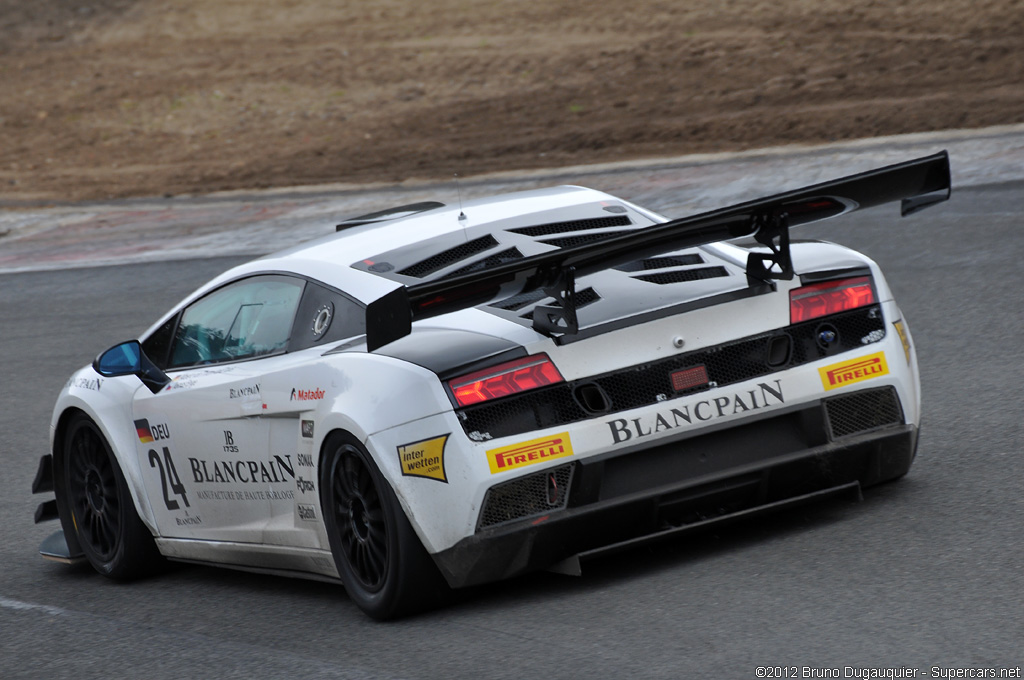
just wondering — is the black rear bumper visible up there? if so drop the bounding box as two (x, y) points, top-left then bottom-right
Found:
(432, 403), (917, 589)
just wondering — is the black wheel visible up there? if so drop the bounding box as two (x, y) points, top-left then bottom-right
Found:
(320, 432), (448, 620)
(62, 413), (162, 579)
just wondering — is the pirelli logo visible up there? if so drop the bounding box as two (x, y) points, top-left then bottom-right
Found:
(486, 433), (573, 474)
(819, 352), (889, 391)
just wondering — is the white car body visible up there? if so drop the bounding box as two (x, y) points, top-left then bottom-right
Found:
(34, 153), (948, 618)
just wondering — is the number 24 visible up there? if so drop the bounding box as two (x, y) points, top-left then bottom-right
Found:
(149, 447), (190, 510)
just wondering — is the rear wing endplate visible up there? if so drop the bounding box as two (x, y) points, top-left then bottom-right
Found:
(366, 151), (950, 351)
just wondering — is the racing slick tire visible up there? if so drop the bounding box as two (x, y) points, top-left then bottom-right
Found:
(60, 412), (162, 579)
(320, 431), (448, 620)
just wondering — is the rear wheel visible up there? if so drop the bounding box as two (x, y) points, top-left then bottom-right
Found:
(320, 432), (447, 619)
(62, 413), (162, 579)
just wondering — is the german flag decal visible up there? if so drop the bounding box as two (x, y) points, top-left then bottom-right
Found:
(135, 419), (154, 443)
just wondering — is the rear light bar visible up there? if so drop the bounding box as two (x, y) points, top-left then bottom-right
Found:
(448, 354), (564, 408)
(790, 276), (876, 323)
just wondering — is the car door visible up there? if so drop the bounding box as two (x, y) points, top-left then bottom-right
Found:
(131, 274), (306, 544)
(256, 279), (367, 551)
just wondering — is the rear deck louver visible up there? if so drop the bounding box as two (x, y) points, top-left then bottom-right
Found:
(508, 215), (631, 237)
(489, 290), (547, 311)
(541, 231), (644, 249)
(515, 287), (601, 318)
(615, 254), (704, 271)
(398, 235), (499, 278)
(634, 266), (729, 285)
(444, 248), (524, 279)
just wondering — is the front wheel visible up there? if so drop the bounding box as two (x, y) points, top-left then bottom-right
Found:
(61, 413), (162, 579)
(320, 432), (447, 619)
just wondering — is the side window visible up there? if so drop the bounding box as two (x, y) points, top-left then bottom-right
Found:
(168, 275), (305, 369)
(289, 281), (366, 352)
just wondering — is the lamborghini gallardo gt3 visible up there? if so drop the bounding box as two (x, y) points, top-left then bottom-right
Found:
(32, 152), (950, 619)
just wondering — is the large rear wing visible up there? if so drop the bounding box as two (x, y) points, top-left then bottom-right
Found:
(366, 151), (950, 351)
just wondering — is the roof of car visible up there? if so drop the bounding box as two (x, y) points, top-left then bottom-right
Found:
(210, 185), (659, 303)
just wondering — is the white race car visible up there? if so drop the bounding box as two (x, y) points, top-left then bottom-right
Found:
(33, 153), (950, 619)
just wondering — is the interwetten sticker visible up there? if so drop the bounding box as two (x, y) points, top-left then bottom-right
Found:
(397, 434), (449, 483)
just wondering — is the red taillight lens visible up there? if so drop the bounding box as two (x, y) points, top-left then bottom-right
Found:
(448, 354), (563, 408)
(790, 276), (876, 323)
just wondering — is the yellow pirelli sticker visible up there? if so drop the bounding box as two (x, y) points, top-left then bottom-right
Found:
(819, 352), (889, 391)
(486, 432), (573, 474)
(397, 434), (449, 483)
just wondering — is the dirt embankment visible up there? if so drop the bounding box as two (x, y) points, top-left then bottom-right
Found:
(2, 0), (1022, 202)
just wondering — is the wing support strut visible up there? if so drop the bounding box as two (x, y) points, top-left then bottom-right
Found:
(532, 266), (580, 336)
(533, 211), (796, 336)
(745, 211), (794, 284)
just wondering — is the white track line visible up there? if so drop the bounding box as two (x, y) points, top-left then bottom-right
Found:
(0, 595), (66, 617)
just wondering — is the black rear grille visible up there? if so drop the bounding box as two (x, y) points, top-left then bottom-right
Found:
(398, 235), (499, 278)
(443, 247), (524, 279)
(825, 387), (903, 439)
(515, 287), (601, 318)
(509, 216), (631, 237)
(492, 287), (601, 314)
(573, 287), (600, 307)
(490, 289), (547, 311)
(541, 230), (643, 249)
(457, 305), (886, 440)
(478, 463), (575, 530)
(634, 267), (729, 285)
(616, 255), (704, 272)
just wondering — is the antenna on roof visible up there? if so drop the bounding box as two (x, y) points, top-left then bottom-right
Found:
(455, 173), (467, 222)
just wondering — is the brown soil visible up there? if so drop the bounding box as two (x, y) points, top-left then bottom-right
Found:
(2, 0), (1022, 202)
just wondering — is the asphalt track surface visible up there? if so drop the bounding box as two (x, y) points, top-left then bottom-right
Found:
(1, 157), (1022, 678)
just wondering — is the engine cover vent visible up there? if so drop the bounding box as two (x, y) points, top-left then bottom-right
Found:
(634, 266), (729, 285)
(399, 235), (499, 278)
(509, 215), (631, 237)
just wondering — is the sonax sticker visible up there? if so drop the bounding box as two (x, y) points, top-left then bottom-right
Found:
(397, 434), (449, 483)
(819, 352), (889, 391)
(486, 432), (573, 474)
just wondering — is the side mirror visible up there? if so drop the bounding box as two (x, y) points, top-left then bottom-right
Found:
(93, 340), (171, 394)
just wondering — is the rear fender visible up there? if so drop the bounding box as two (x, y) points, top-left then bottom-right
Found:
(312, 352), (455, 506)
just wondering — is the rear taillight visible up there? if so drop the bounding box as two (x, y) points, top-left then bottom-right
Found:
(448, 354), (563, 408)
(790, 276), (876, 323)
